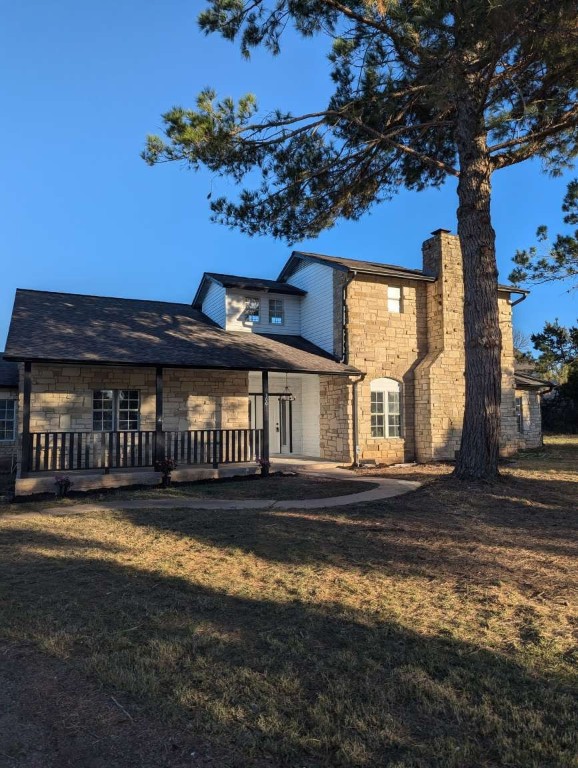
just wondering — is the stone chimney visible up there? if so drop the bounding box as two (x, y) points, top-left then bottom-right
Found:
(414, 229), (466, 461)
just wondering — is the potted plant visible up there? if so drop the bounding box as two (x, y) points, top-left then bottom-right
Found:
(155, 458), (177, 487)
(256, 457), (271, 477)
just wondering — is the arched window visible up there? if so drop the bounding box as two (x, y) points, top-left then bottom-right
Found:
(370, 378), (402, 438)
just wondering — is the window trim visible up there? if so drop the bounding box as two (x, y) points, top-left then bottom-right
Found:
(0, 398), (17, 442)
(387, 285), (402, 313)
(92, 389), (140, 432)
(370, 378), (403, 439)
(268, 298), (284, 325)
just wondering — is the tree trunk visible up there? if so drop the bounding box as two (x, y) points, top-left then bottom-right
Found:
(454, 96), (502, 481)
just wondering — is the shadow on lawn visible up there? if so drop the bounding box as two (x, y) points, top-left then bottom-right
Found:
(0, 523), (575, 767)
(120, 475), (577, 588)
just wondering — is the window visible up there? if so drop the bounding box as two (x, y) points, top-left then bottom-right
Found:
(269, 298), (284, 325)
(244, 297), (260, 323)
(387, 285), (402, 313)
(93, 390), (139, 431)
(0, 399), (16, 441)
(515, 396), (524, 433)
(370, 378), (402, 438)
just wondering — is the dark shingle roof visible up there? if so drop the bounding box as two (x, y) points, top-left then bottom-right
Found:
(4, 290), (358, 375)
(193, 272), (305, 308)
(0, 355), (19, 388)
(514, 371), (553, 390)
(280, 250), (528, 295)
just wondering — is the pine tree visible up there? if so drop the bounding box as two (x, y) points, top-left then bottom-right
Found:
(144, 1), (578, 479)
(510, 179), (578, 288)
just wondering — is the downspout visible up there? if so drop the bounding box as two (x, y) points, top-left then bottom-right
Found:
(340, 270), (365, 467)
(341, 270), (357, 364)
(509, 292), (528, 308)
(351, 374), (365, 468)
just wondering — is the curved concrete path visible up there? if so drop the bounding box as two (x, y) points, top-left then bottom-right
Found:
(39, 470), (420, 515)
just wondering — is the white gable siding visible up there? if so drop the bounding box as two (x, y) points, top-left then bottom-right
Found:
(226, 290), (301, 334)
(284, 261), (335, 354)
(201, 281), (226, 328)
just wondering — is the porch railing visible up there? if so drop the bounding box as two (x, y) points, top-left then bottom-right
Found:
(27, 429), (263, 473)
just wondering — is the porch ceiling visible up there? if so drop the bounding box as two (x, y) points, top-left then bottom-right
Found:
(5, 289), (360, 376)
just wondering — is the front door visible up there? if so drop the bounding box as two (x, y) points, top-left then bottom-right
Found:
(249, 394), (293, 455)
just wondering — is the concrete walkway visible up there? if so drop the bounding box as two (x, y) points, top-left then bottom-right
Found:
(40, 466), (420, 515)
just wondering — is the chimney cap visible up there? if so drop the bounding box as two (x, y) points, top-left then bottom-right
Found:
(431, 228), (452, 236)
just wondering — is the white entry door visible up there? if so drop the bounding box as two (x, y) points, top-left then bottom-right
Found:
(249, 394), (293, 455)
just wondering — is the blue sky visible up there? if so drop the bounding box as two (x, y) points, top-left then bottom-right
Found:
(1, 0), (576, 350)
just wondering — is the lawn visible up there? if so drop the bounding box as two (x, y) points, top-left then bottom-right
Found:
(0, 436), (576, 767)
(57, 473), (379, 503)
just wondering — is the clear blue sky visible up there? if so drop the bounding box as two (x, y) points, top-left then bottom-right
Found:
(1, 0), (576, 349)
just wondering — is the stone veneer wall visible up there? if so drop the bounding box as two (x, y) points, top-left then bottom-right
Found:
(414, 233), (466, 461)
(20, 364), (250, 438)
(413, 231), (523, 461)
(319, 375), (354, 462)
(0, 387), (18, 469)
(515, 389), (543, 449)
(346, 275), (428, 463)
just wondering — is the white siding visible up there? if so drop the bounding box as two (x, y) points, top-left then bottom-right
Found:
(226, 290), (301, 334)
(248, 372), (320, 457)
(301, 374), (320, 456)
(284, 261), (335, 353)
(201, 281), (226, 328)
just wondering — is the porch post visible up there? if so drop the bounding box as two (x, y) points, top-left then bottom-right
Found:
(261, 370), (270, 476)
(154, 366), (164, 465)
(21, 361), (32, 476)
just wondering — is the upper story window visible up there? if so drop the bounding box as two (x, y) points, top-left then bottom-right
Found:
(244, 297), (261, 323)
(93, 390), (140, 432)
(387, 285), (402, 313)
(370, 378), (402, 438)
(0, 399), (16, 441)
(269, 299), (284, 325)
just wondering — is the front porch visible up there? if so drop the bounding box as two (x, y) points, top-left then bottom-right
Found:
(14, 361), (357, 496)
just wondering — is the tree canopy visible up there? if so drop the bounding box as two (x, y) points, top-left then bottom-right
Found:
(145, 1), (578, 479)
(531, 319), (578, 382)
(144, 1), (577, 241)
(510, 179), (578, 289)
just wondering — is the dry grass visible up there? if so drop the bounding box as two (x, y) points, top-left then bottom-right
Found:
(0, 436), (576, 767)
(64, 473), (378, 503)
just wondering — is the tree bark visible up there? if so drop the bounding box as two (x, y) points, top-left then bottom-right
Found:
(454, 93), (502, 481)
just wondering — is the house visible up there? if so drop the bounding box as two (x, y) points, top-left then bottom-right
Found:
(2, 229), (549, 496)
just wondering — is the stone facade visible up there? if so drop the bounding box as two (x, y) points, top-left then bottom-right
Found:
(514, 388), (542, 449)
(346, 275), (428, 464)
(319, 375), (354, 462)
(20, 364), (250, 437)
(345, 231), (535, 464)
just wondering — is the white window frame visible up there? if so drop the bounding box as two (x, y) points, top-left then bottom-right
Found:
(268, 298), (284, 325)
(370, 378), (402, 438)
(387, 285), (402, 313)
(244, 296), (261, 323)
(92, 390), (140, 432)
(0, 398), (16, 441)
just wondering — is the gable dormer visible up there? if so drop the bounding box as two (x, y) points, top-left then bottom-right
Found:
(192, 273), (305, 335)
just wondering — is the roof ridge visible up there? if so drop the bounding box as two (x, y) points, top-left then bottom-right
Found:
(15, 288), (197, 309)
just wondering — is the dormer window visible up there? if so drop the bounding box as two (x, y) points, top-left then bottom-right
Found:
(269, 299), (284, 325)
(244, 297), (261, 323)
